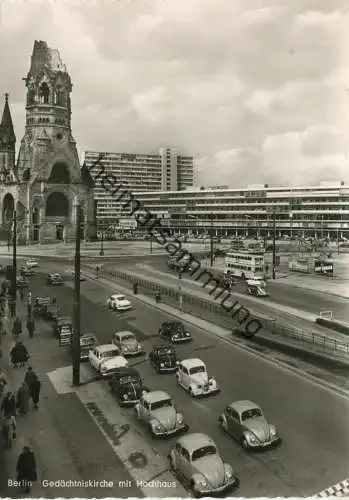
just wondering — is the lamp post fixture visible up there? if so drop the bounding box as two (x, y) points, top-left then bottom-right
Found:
(99, 227), (104, 256)
(72, 204), (82, 386)
(208, 212), (215, 267)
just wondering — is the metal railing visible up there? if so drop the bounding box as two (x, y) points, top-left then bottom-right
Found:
(94, 267), (349, 356)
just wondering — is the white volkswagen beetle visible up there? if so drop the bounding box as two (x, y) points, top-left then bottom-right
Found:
(107, 294), (131, 312)
(88, 344), (128, 377)
(168, 433), (239, 497)
(112, 331), (144, 357)
(176, 358), (219, 398)
(134, 390), (189, 437)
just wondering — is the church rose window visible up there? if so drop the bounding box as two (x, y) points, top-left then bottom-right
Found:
(46, 192), (69, 217)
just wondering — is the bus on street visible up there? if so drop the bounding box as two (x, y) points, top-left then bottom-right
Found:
(224, 250), (265, 280)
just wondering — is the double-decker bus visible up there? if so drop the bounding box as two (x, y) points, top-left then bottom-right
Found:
(224, 251), (265, 280)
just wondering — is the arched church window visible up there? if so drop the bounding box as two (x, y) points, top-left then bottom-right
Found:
(28, 90), (36, 105)
(39, 83), (50, 104)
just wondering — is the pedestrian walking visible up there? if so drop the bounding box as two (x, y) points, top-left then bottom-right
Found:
(9, 299), (15, 318)
(12, 316), (22, 338)
(16, 446), (37, 493)
(27, 317), (35, 338)
(1, 391), (16, 418)
(19, 288), (25, 302)
(24, 367), (41, 409)
(0, 371), (8, 396)
(10, 341), (29, 368)
(133, 282), (138, 295)
(2, 413), (16, 448)
(16, 382), (30, 415)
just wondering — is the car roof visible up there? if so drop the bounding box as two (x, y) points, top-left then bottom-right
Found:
(143, 390), (171, 404)
(96, 344), (119, 352)
(228, 400), (260, 413)
(112, 294), (125, 298)
(177, 433), (216, 452)
(164, 320), (182, 325)
(111, 367), (140, 378)
(153, 344), (175, 350)
(114, 331), (135, 338)
(81, 333), (97, 340)
(181, 358), (205, 369)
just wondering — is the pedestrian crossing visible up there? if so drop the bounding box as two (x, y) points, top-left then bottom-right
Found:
(317, 479), (349, 497)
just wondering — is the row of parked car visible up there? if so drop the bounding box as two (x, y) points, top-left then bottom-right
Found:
(81, 318), (282, 497)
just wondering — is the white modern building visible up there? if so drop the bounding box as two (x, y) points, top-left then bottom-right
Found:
(85, 148), (194, 224)
(135, 181), (349, 239)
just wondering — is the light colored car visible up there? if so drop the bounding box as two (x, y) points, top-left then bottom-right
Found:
(168, 433), (239, 497)
(88, 344), (128, 377)
(112, 331), (144, 357)
(176, 358), (220, 398)
(218, 400), (281, 450)
(65, 268), (86, 281)
(26, 258), (38, 268)
(107, 294), (131, 312)
(135, 390), (189, 437)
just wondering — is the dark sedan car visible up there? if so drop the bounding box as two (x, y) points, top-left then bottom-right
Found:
(16, 276), (29, 288)
(159, 321), (192, 343)
(47, 273), (64, 285)
(149, 345), (179, 373)
(109, 367), (146, 406)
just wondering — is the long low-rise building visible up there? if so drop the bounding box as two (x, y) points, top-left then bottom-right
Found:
(133, 181), (349, 239)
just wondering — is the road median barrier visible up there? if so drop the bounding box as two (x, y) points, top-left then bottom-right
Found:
(88, 266), (349, 360)
(316, 317), (349, 336)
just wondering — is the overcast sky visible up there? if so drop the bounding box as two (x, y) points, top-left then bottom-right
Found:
(0, 0), (348, 188)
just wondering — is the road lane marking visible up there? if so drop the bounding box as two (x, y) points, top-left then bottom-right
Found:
(47, 366), (189, 498)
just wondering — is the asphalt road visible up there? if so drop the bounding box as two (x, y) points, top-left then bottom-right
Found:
(120, 256), (349, 323)
(27, 271), (349, 498)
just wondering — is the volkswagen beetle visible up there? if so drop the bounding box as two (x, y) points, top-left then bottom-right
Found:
(134, 390), (188, 437)
(109, 367), (146, 406)
(149, 345), (179, 373)
(218, 400), (281, 450)
(168, 433), (239, 497)
(112, 331), (144, 357)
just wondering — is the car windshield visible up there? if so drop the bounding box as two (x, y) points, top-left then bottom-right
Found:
(120, 375), (140, 385)
(150, 398), (173, 411)
(157, 348), (175, 356)
(173, 323), (184, 331)
(241, 408), (263, 421)
(121, 334), (134, 341)
(101, 349), (119, 358)
(115, 296), (125, 301)
(191, 445), (217, 461)
(189, 365), (206, 375)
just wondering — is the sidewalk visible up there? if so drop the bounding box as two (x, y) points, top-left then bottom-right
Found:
(0, 298), (142, 498)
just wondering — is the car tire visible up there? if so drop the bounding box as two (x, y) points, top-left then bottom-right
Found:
(168, 455), (175, 471)
(242, 439), (249, 450)
(189, 387), (195, 398)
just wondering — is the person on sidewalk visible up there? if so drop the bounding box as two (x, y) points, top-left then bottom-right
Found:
(10, 341), (30, 368)
(19, 288), (25, 302)
(1, 391), (16, 418)
(16, 446), (37, 493)
(2, 413), (16, 448)
(12, 316), (22, 338)
(0, 371), (8, 396)
(24, 368), (41, 409)
(26, 317), (35, 338)
(16, 382), (30, 415)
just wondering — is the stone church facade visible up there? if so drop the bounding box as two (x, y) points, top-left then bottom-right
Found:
(0, 40), (95, 244)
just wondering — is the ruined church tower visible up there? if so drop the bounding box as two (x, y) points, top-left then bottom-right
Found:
(0, 40), (95, 243)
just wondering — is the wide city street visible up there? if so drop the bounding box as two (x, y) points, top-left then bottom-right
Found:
(109, 255), (349, 322)
(20, 266), (349, 498)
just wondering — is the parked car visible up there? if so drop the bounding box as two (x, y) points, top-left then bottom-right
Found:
(159, 321), (192, 343)
(218, 400), (281, 450)
(20, 265), (34, 277)
(43, 304), (60, 321)
(107, 294), (132, 312)
(73, 333), (98, 361)
(47, 273), (64, 285)
(26, 258), (38, 268)
(176, 358), (220, 398)
(168, 433), (239, 497)
(111, 331), (144, 357)
(16, 276), (28, 288)
(88, 344), (128, 377)
(134, 390), (189, 437)
(109, 367), (146, 406)
(149, 345), (179, 373)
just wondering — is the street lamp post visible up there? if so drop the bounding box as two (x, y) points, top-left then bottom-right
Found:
(72, 204), (81, 386)
(11, 210), (17, 317)
(99, 228), (104, 256)
(150, 235), (153, 254)
(209, 213), (214, 267)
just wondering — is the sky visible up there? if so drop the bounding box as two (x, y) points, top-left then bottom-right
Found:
(0, 0), (348, 188)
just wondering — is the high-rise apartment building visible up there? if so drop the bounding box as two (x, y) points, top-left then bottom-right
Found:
(85, 148), (194, 222)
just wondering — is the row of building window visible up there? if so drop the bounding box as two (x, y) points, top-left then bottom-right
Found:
(26, 117), (66, 125)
